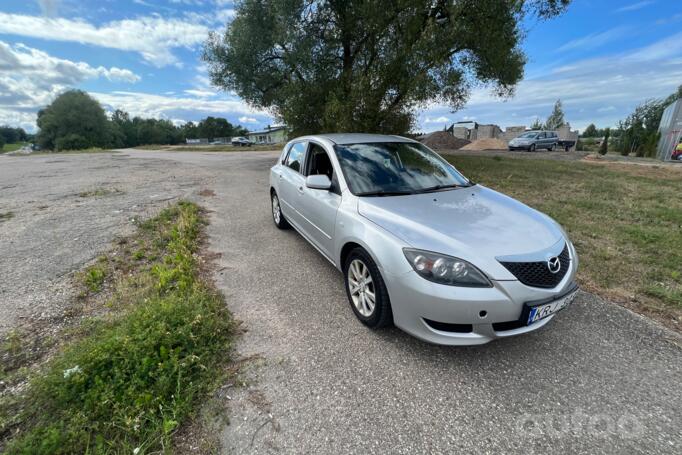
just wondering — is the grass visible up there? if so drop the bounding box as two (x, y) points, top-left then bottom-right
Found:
(446, 155), (682, 321)
(0, 212), (14, 222)
(78, 188), (123, 198)
(1, 142), (29, 153)
(133, 144), (279, 152)
(1, 201), (234, 454)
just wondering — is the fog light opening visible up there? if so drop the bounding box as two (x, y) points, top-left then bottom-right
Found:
(479, 310), (487, 318)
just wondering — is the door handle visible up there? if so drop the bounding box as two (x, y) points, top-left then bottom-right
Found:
(278, 173), (283, 179)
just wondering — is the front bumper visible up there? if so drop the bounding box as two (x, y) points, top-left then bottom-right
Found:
(383, 252), (578, 346)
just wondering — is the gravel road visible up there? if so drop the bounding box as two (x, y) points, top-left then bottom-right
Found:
(1, 149), (680, 454)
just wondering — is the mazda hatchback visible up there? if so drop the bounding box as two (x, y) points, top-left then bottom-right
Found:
(269, 134), (578, 345)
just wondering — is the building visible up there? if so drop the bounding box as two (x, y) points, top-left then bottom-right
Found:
(246, 125), (288, 144)
(657, 99), (682, 161)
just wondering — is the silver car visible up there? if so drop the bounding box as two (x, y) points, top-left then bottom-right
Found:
(508, 130), (558, 151)
(269, 134), (578, 345)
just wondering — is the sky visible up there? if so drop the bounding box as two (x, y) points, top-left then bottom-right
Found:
(0, 0), (681, 134)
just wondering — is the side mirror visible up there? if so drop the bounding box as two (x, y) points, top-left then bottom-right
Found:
(305, 174), (332, 190)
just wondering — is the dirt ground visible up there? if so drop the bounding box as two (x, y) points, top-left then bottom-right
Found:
(0, 152), (215, 337)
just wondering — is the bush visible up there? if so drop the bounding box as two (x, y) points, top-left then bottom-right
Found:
(598, 129), (610, 155)
(55, 134), (90, 151)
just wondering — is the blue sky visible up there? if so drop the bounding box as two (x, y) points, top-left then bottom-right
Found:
(1, 0), (681, 134)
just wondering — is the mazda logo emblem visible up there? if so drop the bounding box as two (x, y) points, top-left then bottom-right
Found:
(547, 256), (561, 274)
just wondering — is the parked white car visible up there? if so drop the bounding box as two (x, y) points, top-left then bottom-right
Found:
(269, 134), (578, 345)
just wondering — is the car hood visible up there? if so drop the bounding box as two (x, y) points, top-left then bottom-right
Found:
(357, 185), (564, 280)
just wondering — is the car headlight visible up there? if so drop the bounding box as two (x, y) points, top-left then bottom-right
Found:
(403, 248), (492, 287)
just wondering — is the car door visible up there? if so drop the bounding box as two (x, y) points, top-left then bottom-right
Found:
(537, 132), (547, 148)
(297, 141), (342, 260)
(278, 141), (307, 230)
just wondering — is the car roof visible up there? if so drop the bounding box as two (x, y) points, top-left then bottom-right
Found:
(295, 133), (417, 145)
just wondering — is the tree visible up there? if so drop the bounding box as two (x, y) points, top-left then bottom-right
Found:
(0, 133), (5, 150)
(598, 128), (609, 155)
(197, 116), (237, 140)
(582, 124), (598, 137)
(204, 0), (571, 135)
(36, 90), (109, 150)
(0, 125), (28, 144)
(544, 99), (565, 130)
(530, 117), (544, 130)
(614, 85), (681, 157)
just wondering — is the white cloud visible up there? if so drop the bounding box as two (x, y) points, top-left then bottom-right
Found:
(92, 90), (267, 121)
(184, 89), (216, 98)
(0, 13), (209, 67)
(419, 32), (682, 132)
(557, 27), (630, 52)
(37, 0), (61, 17)
(424, 116), (451, 123)
(616, 1), (655, 13)
(239, 116), (258, 123)
(0, 41), (140, 130)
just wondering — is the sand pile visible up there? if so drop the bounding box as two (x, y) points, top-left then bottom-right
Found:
(419, 131), (470, 150)
(460, 138), (508, 151)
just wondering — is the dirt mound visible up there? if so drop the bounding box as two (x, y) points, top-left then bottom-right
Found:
(460, 138), (508, 151)
(419, 131), (470, 150)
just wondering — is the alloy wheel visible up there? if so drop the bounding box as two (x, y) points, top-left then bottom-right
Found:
(272, 194), (281, 224)
(348, 259), (375, 317)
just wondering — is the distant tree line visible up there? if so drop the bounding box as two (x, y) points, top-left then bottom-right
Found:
(35, 90), (250, 151)
(0, 125), (30, 149)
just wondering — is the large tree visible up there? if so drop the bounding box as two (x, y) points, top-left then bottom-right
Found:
(204, 0), (570, 135)
(36, 90), (109, 150)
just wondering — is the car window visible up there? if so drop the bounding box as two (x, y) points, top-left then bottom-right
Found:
(519, 132), (538, 138)
(334, 142), (470, 195)
(285, 142), (306, 173)
(539, 132), (546, 138)
(305, 143), (333, 179)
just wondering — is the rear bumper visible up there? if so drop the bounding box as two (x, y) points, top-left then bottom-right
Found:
(383, 251), (578, 346)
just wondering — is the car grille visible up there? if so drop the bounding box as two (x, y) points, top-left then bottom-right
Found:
(499, 244), (570, 289)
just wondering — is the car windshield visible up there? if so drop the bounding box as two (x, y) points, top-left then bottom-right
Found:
(518, 132), (538, 138)
(333, 142), (471, 196)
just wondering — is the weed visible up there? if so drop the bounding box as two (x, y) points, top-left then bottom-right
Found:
(0, 212), (14, 222)
(2, 201), (234, 454)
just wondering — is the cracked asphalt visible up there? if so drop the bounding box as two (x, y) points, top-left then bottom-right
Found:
(1, 149), (680, 454)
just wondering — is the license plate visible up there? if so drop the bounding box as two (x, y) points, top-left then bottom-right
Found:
(525, 289), (578, 325)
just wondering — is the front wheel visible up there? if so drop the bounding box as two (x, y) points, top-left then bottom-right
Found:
(529, 144), (536, 152)
(344, 248), (393, 328)
(547, 144), (554, 152)
(271, 192), (290, 229)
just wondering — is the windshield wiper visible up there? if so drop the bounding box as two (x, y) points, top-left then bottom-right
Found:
(414, 183), (467, 193)
(356, 190), (414, 197)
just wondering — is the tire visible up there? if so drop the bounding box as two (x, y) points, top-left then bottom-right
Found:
(271, 191), (290, 229)
(343, 248), (393, 328)
(547, 145), (554, 152)
(529, 144), (536, 152)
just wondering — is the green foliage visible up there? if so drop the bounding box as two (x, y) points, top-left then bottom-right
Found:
(55, 134), (90, 152)
(36, 90), (109, 151)
(582, 123), (597, 137)
(529, 117), (544, 130)
(543, 99), (565, 130)
(0, 125), (28, 145)
(0, 134), (5, 150)
(3, 202), (234, 454)
(598, 128), (609, 155)
(204, 0), (571, 135)
(83, 265), (106, 293)
(614, 84), (682, 158)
